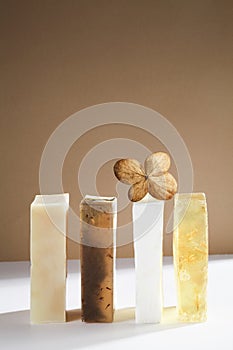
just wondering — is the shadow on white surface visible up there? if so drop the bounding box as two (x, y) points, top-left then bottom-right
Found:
(0, 261), (30, 280)
(0, 307), (192, 350)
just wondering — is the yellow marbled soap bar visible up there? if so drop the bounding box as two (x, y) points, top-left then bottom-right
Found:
(173, 193), (208, 322)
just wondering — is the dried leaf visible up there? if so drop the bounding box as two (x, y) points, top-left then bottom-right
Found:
(114, 159), (145, 185)
(128, 179), (148, 202)
(113, 152), (177, 202)
(144, 152), (170, 176)
(148, 172), (177, 200)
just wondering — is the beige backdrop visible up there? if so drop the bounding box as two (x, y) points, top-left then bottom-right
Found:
(1, 0), (233, 261)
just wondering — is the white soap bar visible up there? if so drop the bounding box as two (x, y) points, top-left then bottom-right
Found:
(30, 194), (69, 324)
(132, 195), (164, 323)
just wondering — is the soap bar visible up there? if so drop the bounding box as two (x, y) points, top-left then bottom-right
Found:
(173, 193), (208, 322)
(132, 195), (164, 323)
(80, 195), (117, 323)
(30, 193), (69, 324)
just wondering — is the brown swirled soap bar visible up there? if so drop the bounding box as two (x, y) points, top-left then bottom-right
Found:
(80, 195), (117, 323)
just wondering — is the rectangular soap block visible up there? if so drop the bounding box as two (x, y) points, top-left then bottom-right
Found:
(80, 195), (117, 323)
(173, 193), (208, 322)
(30, 193), (69, 324)
(133, 195), (164, 323)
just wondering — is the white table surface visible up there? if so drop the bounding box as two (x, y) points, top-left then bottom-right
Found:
(0, 256), (232, 350)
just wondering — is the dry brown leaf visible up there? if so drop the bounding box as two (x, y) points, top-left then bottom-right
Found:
(128, 179), (148, 202)
(148, 172), (177, 200)
(114, 159), (145, 185)
(113, 152), (177, 202)
(144, 152), (170, 176)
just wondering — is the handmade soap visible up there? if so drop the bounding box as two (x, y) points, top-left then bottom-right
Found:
(80, 195), (117, 323)
(173, 193), (208, 322)
(30, 193), (69, 324)
(132, 194), (164, 323)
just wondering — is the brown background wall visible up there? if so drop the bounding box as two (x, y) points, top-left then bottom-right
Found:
(1, 0), (233, 261)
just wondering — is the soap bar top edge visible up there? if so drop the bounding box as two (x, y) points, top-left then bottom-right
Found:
(175, 192), (206, 201)
(31, 193), (69, 207)
(83, 195), (117, 203)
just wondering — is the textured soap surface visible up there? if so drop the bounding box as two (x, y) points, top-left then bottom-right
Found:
(80, 196), (116, 323)
(173, 193), (208, 322)
(30, 194), (68, 324)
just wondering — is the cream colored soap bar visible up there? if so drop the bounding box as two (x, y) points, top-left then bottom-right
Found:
(30, 194), (69, 324)
(173, 193), (208, 322)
